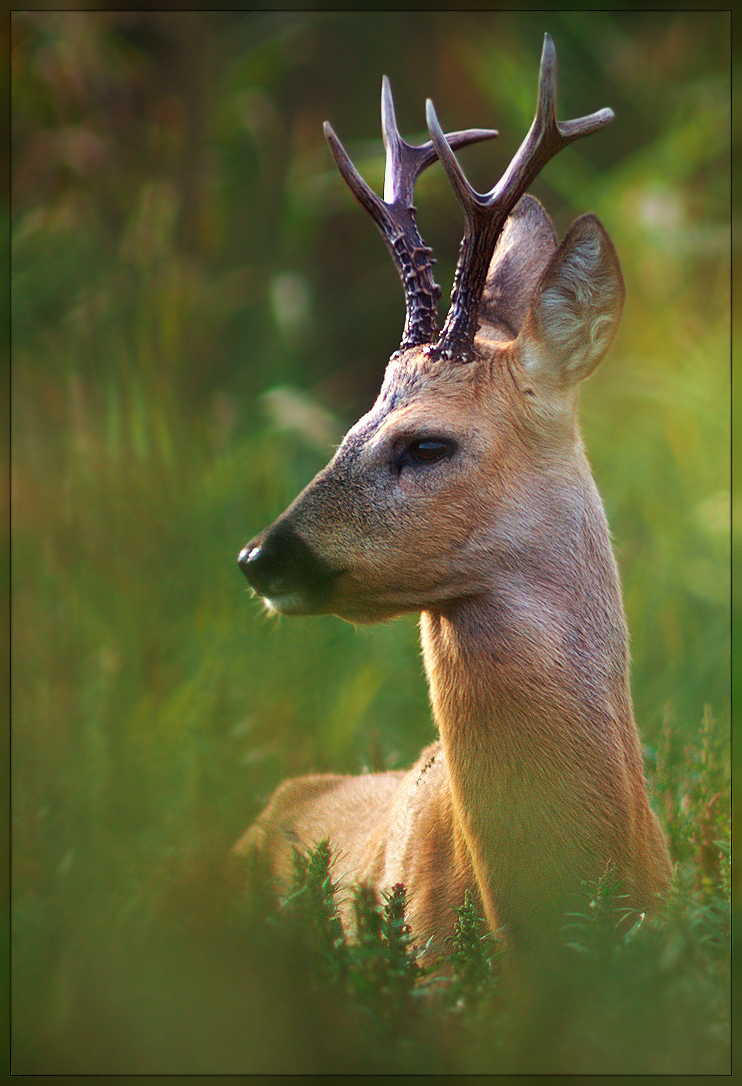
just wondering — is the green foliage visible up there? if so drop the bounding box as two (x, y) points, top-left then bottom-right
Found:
(349, 882), (423, 1003)
(652, 706), (731, 881)
(280, 842), (424, 1023)
(12, 9), (729, 1076)
(281, 838), (347, 983)
(448, 888), (497, 1004)
(563, 861), (645, 962)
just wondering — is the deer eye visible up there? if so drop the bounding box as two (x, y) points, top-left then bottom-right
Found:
(399, 438), (456, 470)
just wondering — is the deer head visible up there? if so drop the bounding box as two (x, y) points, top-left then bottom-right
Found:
(238, 35), (624, 627)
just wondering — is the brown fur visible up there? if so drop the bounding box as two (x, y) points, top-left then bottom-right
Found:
(235, 196), (672, 962)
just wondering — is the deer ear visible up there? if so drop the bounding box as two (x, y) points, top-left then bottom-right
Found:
(517, 214), (624, 389)
(479, 195), (558, 339)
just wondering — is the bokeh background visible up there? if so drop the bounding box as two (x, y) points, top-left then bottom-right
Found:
(12, 9), (730, 1074)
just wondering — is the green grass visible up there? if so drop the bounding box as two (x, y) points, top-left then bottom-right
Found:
(12, 9), (729, 1074)
(11, 713), (730, 1073)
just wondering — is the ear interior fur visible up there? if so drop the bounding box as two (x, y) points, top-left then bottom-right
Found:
(478, 195), (558, 340)
(518, 214), (625, 389)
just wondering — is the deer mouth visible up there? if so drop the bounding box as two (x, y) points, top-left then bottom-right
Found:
(260, 591), (320, 617)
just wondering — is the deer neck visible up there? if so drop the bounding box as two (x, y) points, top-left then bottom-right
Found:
(419, 474), (644, 943)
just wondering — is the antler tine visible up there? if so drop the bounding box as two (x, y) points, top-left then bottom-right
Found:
(429, 33), (614, 361)
(324, 77), (497, 350)
(380, 74), (416, 206)
(380, 76), (498, 205)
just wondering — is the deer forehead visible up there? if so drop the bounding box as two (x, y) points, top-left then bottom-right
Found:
(353, 350), (521, 447)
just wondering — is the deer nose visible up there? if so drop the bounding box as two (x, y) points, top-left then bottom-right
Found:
(237, 523), (339, 606)
(238, 537), (288, 598)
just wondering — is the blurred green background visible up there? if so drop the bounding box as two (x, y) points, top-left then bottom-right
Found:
(12, 9), (729, 1074)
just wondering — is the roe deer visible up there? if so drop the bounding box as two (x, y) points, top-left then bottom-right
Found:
(235, 35), (672, 961)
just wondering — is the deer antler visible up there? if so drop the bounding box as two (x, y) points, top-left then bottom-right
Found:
(324, 76), (497, 350)
(426, 33), (614, 361)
